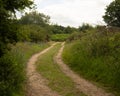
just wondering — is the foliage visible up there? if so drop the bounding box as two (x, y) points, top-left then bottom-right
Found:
(103, 0), (120, 27)
(19, 11), (50, 27)
(18, 25), (50, 42)
(51, 34), (70, 41)
(0, 42), (49, 96)
(51, 24), (77, 34)
(0, 20), (19, 56)
(78, 23), (93, 32)
(18, 25), (31, 42)
(0, 53), (24, 96)
(67, 32), (84, 42)
(18, 11), (52, 43)
(63, 28), (120, 95)
(0, 0), (33, 13)
(0, 0), (33, 56)
(64, 26), (76, 34)
(51, 25), (65, 34)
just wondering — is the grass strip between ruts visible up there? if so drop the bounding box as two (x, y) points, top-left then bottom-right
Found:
(36, 42), (86, 96)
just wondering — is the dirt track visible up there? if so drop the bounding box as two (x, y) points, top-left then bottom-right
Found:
(26, 42), (60, 96)
(26, 42), (114, 96)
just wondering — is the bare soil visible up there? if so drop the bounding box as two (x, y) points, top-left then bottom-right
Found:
(26, 43), (60, 96)
(55, 42), (114, 96)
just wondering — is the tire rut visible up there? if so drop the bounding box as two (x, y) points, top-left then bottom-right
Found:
(26, 43), (60, 96)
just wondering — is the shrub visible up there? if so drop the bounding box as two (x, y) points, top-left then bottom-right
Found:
(18, 25), (50, 42)
(0, 53), (24, 96)
(0, 42), (49, 96)
(63, 29), (120, 95)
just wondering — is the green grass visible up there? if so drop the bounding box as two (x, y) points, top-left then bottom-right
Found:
(51, 34), (70, 41)
(11, 42), (50, 63)
(0, 42), (50, 96)
(62, 31), (120, 96)
(37, 43), (86, 96)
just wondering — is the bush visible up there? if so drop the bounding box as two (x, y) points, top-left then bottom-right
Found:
(18, 25), (50, 42)
(67, 32), (83, 42)
(62, 29), (120, 95)
(0, 42), (49, 96)
(0, 53), (24, 96)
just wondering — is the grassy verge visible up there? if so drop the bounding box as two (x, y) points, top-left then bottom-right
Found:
(36, 43), (86, 96)
(0, 42), (50, 96)
(62, 31), (120, 96)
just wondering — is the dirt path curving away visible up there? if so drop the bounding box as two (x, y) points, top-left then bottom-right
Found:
(26, 43), (60, 96)
(55, 42), (114, 96)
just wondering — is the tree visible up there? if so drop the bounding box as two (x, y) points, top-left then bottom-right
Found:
(78, 23), (93, 32)
(19, 11), (50, 26)
(51, 25), (65, 34)
(0, 1), (33, 96)
(64, 26), (74, 34)
(0, 0), (33, 56)
(103, 0), (120, 27)
(51, 25), (77, 34)
(18, 11), (51, 42)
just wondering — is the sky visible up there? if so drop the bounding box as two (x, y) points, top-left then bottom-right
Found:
(33, 0), (113, 27)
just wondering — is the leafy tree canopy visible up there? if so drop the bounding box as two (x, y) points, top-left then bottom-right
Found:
(0, 0), (33, 56)
(78, 23), (93, 32)
(103, 0), (120, 27)
(51, 24), (77, 34)
(19, 11), (50, 26)
(0, 0), (33, 18)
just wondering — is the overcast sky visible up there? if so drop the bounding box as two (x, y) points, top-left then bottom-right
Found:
(34, 0), (113, 27)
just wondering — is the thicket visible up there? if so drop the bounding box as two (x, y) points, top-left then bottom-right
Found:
(50, 25), (77, 34)
(0, 0), (33, 57)
(0, 42), (49, 96)
(17, 11), (52, 43)
(18, 25), (50, 42)
(78, 23), (94, 32)
(62, 27), (120, 95)
(0, 0), (34, 96)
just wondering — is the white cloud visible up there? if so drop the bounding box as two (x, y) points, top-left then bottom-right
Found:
(34, 0), (113, 27)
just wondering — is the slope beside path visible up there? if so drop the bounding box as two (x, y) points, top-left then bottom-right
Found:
(55, 42), (114, 96)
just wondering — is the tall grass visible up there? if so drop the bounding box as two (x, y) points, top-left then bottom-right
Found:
(62, 29), (120, 95)
(0, 42), (49, 96)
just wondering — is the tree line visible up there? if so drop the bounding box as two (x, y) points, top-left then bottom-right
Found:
(1, 0), (120, 57)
